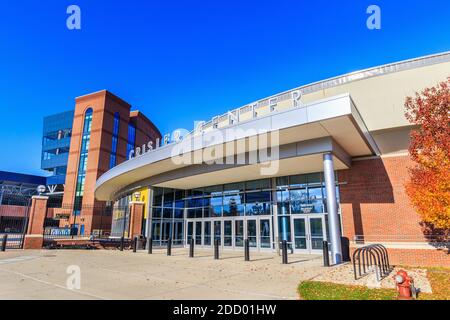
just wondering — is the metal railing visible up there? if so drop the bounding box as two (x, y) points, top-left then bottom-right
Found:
(353, 244), (392, 282)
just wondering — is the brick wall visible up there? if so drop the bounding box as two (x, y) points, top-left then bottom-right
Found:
(340, 155), (449, 267)
(350, 247), (450, 267)
(339, 155), (426, 242)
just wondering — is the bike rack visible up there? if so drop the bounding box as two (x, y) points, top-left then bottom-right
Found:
(353, 244), (392, 281)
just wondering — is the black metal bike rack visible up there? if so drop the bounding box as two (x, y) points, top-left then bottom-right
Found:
(353, 244), (391, 281)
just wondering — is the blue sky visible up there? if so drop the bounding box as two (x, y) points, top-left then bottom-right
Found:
(0, 0), (449, 176)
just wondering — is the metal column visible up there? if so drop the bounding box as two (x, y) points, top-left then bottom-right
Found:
(323, 153), (342, 265)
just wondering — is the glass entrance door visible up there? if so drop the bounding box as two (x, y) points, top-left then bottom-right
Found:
(247, 219), (257, 248)
(195, 221), (202, 245)
(235, 220), (244, 248)
(223, 220), (233, 247)
(292, 217), (308, 252)
(309, 217), (325, 252)
(259, 218), (272, 249)
(186, 217), (273, 251)
(291, 215), (326, 254)
(203, 221), (211, 246)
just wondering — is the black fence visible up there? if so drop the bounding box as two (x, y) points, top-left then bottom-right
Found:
(0, 194), (31, 249)
(44, 203), (114, 236)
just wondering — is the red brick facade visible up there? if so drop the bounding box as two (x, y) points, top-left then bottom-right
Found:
(340, 155), (449, 267)
(60, 90), (161, 235)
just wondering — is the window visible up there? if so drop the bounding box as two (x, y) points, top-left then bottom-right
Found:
(109, 113), (120, 169)
(74, 108), (93, 216)
(126, 122), (136, 159)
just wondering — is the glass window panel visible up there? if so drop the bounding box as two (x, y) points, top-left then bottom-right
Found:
(224, 221), (232, 246)
(223, 204), (244, 217)
(195, 222), (202, 245)
(175, 190), (184, 201)
(186, 209), (196, 219)
(203, 185), (222, 196)
(308, 187), (324, 213)
(224, 182), (244, 193)
(245, 191), (271, 203)
(235, 220), (244, 247)
(203, 207), (212, 218)
(289, 188), (307, 214)
(195, 208), (203, 218)
(186, 189), (203, 198)
(163, 189), (174, 207)
(290, 174), (307, 187)
(204, 221), (211, 246)
(260, 219), (271, 248)
(294, 219), (306, 236)
(154, 188), (163, 207)
(211, 205), (222, 217)
(175, 200), (185, 208)
(307, 173), (322, 185)
(276, 177), (289, 188)
(163, 208), (173, 219)
(152, 207), (162, 219)
(245, 179), (271, 191)
(174, 209), (184, 219)
(186, 197), (203, 208)
(247, 220), (257, 247)
(246, 202), (271, 216)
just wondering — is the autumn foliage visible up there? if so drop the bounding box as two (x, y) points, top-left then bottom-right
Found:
(404, 78), (450, 236)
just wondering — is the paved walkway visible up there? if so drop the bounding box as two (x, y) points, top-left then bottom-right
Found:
(0, 248), (326, 300)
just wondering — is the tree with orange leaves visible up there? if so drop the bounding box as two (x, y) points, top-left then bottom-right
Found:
(405, 78), (450, 237)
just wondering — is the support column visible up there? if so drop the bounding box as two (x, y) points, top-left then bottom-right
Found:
(129, 201), (145, 239)
(23, 195), (49, 249)
(323, 153), (342, 264)
(145, 187), (154, 240)
(271, 178), (280, 255)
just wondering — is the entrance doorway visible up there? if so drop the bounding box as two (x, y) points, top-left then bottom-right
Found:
(291, 215), (326, 254)
(186, 217), (273, 251)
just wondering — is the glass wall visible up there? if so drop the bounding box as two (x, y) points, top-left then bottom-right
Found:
(73, 108), (93, 217)
(126, 122), (136, 160)
(109, 112), (120, 169)
(111, 195), (131, 238)
(183, 179), (272, 218)
(151, 188), (184, 246)
(114, 172), (342, 250)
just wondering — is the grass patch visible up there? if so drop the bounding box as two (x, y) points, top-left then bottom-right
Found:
(298, 281), (397, 300)
(299, 267), (450, 300)
(419, 267), (450, 300)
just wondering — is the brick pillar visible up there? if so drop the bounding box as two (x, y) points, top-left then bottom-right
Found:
(23, 196), (49, 249)
(129, 202), (145, 239)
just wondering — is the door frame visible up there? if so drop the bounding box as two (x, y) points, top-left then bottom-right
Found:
(290, 214), (327, 254)
(185, 216), (273, 252)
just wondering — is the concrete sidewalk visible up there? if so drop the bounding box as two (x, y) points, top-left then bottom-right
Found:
(0, 248), (326, 300)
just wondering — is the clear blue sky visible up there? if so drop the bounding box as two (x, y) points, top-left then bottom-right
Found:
(0, 0), (449, 176)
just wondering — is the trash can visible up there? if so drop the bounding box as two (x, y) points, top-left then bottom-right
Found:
(341, 237), (350, 262)
(136, 235), (146, 250)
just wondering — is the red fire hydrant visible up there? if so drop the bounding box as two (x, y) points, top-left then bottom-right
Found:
(393, 270), (414, 300)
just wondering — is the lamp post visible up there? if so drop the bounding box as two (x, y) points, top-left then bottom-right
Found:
(36, 185), (46, 196)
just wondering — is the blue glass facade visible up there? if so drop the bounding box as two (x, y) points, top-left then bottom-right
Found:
(73, 108), (93, 216)
(41, 110), (74, 185)
(126, 122), (136, 159)
(109, 113), (120, 169)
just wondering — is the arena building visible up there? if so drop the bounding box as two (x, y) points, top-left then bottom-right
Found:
(93, 51), (450, 266)
(9, 51), (448, 266)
